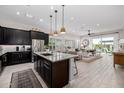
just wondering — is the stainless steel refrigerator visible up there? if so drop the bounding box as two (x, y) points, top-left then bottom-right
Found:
(32, 39), (44, 52)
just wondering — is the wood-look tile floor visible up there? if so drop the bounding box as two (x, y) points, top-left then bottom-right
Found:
(0, 54), (124, 88)
(65, 54), (124, 88)
(0, 63), (47, 88)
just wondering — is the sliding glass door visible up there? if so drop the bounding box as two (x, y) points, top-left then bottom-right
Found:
(101, 37), (114, 54)
(92, 34), (118, 54)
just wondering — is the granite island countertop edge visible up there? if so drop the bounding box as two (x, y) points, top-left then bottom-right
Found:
(34, 52), (78, 63)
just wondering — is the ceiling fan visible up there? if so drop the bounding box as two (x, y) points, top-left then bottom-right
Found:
(87, 29), (95, 36)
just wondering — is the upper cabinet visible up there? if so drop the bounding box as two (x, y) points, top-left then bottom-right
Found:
(0, 27), (31, 45)
(0, 27), (49, 45)
(31, 31), (49, 45)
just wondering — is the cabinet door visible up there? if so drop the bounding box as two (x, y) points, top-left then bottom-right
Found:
(2, 53), (8, 66)
(40, 59), (44, 77)
(34, 55), (38, 71)
(21, 30), (31, 45)
(14, 30), (24, 45)
(0, 27), (4, 44)
(37, 56), (41, 74)
(3, 28), (14, 44)
(2, 27), (31, 45)
(43, 60), (51, 87)
(31, 31), (49, 44)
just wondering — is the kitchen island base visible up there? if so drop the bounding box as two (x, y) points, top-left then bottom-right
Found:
(33, 52), (77, 88)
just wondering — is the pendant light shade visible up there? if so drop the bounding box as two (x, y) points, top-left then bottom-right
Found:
(60, 5), (66, 34)
(60, 26), (66, 34)
(49, 15), (53, 36)
(54, 10), (58, 36)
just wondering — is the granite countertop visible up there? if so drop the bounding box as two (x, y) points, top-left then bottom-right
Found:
(7, 51), (31, 53)
(0, 51), (31, 56)
(0, 51), (7, 56)
(34, 52), (78, 63)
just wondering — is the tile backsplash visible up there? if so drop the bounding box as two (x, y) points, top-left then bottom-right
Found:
(0, 45), (31, 53)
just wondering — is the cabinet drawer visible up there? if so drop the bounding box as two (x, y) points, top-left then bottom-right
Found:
(114, 55), (124, 64)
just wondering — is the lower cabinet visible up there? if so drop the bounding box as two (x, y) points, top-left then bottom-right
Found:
(33, 54), (38, 71)
(1, 53), (8, 66)
(43, 60), (51, 87)
(36, 56), (51, 87)
(34, 54), (69, 88)
(3, 51), (31, 66)
(0, 53), (8, 73)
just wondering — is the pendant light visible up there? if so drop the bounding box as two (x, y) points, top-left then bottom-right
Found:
(49, 15), (53, 36)
(60, 5), (66, 34)
(54, 10), (58, 36)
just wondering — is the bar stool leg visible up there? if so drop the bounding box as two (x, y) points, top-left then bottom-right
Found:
(74, 61), (78, 76)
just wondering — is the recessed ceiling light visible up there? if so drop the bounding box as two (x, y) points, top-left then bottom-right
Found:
(50, 6), (54, 10)
(97, 24), (100, 26)
(16, 11), (20, 15)
(40, 18), (43, 22)
(26, 13), (33, 18)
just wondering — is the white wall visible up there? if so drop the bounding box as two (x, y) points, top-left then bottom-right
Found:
(119, 29), (124, 39)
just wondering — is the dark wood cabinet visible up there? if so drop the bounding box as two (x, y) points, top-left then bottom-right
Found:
(1, 53), (8, 66)
(0, 27), (31, 45)
(0, 53), (8, 72)
(3, 51), (31, 66)
(31, 31), (49, 45)
(34, 54), (69, 88)
(34, 55), (51, 87)
(0, 56), (2, 73)
(3, 27), (16, 44)
(0, 27), (48, 45)
(0, 26), (4, 44)
(33, 53), (38, 71)
(31, 31), (43, 39)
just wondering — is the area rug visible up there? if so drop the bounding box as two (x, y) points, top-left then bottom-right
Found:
(10, 69), (42, 88)
(81, 55), (102, 63)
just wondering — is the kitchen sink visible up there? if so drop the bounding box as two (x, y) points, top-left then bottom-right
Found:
(41, 53), (53, 56)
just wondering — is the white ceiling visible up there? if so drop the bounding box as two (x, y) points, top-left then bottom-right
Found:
(0, 5), (124, 37)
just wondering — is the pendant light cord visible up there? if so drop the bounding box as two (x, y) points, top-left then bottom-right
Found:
(50, 15), (52, 33)
(55, 10), (58, 32)
(62, 5), (64, 27)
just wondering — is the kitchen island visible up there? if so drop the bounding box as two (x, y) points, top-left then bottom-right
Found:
(33, 52), (78, 88)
